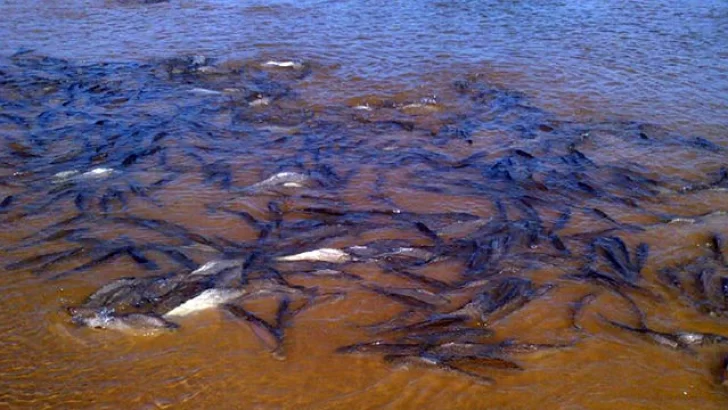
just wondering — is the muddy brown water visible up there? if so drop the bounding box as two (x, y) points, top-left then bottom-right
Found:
(1, 0), (728, 409)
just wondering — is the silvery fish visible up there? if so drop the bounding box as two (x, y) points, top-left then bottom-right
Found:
(262, 60), (303, 69)
(242, 171), (313, 193)
(276, 248), (352, 264)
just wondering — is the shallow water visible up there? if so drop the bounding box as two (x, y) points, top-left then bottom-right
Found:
(2, 0), (727, 135)
(0, 0), (727, 409)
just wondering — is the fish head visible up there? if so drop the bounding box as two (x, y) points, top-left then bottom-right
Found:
(68, 306), (178, 334)
(485, 277), (531, 304)
(67, 306), (115, 329)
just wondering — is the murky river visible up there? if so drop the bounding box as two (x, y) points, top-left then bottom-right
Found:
(1, 0), (727, 408)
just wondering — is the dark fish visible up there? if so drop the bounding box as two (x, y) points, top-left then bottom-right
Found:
(399, 327), (495, 344)
(451, 151), (489, 169)
(603, 317), (687, 350)
(425, 342), (523, 367)
(577, 181), (598, 195)
(721, 355), (728, 386)
(496, 340), (576, 354)
(397, 278), (554, 331)
(549, 233), (568, 253)
(591, 207), (644, 231)
(382, 354), (496, 385)
(465, 240), (494, 277)
(391, 313), (470, 333)
(693, 268), (728, 315)
(593, 237), (640, 283)
(267, 201), (284, 229)
(336, 341), (423, 356)
(284, 269), (363, 282)
(462, 278), (554, 325)
(144, 245), (199, 270)
(385, 268), (452, 291)
(122, 153), (140, 167)
(207, 205), (268, 238)
(275, 295), (292, 329)
(78, 277), (160, 311)
(74, 192), (87, 211)
(552, 209), (572, 231)
(657, 268), (684, 292)
(564, 270), (650, 325)
(241, 251), (260, 273)
(569, 293), (597, 330)
(513, 149), (534, 159)
(359, 310), (419, 334)
(591, 208), (620, 226)
(710, 234), (726, 266)
(6, 247), (84, 271)
(127, 181), (163, 207)
(0, 195), (14, 211)
(362, 284), (448, 309)
(694, 268), (711, 298)
(7, 228), (88, 251)
(573, 266), (651, 297)
(635, 243), (649, 273)
(113, 216), (226, 252)
(49, 247), (130, 280)
(10, 47), (35, 58)
(300, 206), (346, 217)
(430, 339), (571, 360)
(494, 200), (508, 222)
(126, 247), (159, 271)
(539, 124), (554, 132)
(21, 189), (76, 218)
(8, 141), (39, 157)
(414, 221), (440, 245)
(99, 190), (117, 214)
(21, 214), (86, 240)
(686, 136), (723, 153)
(603, 317), (728, 351)
(562, 146), (596, 167)
(224, 304), (284, 359)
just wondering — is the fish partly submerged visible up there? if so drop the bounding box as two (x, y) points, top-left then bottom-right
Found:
(67, 259), (248, 334)
(241, 171), (314, 194)
(66, 256), (321, 359)
(262, 60), (304, 69)
(53, 167), (116, 183)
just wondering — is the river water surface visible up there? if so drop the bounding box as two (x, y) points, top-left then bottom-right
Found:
(0, 0), (727, 409)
